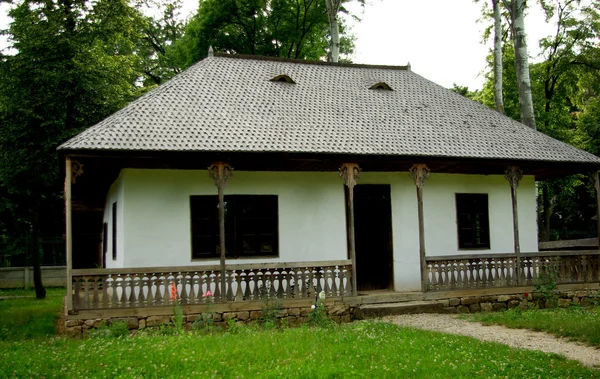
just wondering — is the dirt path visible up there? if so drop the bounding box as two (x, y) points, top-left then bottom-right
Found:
(384, 314), (600, 368)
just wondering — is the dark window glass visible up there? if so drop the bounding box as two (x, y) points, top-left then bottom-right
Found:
(456, 194), (490, 249)
(190, 195), (278, 259)
(112, 202), (117, 260)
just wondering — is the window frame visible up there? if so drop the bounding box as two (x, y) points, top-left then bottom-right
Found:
(455, 193), (491, 250)
(190, 195), (279, 260)
(112, 202), (118, 260)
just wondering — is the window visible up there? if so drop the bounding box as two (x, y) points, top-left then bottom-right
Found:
(190, 195), (279, 259)
(455, 194), (490, 249)
(270, 75), (295, 84)
(112, 202), (117, 260)
(369, 82), (393, 91)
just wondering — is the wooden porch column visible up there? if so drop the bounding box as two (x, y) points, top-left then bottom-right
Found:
(505, 166), (523, 285)
(409, 164), (430, 292)
(208, 162), (233, 301)
(339, 163), (361, 296)
(65, 157), (73, 312)
(594, 171), (600, 252)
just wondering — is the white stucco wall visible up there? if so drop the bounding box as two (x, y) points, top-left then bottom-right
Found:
(117, 169), (347, 268)
(102, 169), (538, 291)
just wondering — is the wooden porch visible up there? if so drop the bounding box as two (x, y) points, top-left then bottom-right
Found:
(67, 249), (600, 314)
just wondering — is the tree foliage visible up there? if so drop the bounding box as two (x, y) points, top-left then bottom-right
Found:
(0, 0), (147, 296)
(172, 0), (355, 69)
(475, 0), (600, 240)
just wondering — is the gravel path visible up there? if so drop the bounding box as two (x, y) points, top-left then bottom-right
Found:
(384, 314), (600, 368)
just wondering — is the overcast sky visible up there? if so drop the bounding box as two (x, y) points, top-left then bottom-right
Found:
(0, 0), (555, 90)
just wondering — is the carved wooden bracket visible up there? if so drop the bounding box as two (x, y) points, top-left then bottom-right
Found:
(339, 163), (361, 189)
(409, 164), (430, 188)
(504, 166), (523, 189)
(71, 160), (84, 184)
(208, 162), (233, 188)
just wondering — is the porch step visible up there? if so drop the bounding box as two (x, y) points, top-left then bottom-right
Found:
(354, 300), (444, 319)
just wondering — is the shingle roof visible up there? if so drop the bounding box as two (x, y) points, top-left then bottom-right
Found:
(59, 54), (600, 165)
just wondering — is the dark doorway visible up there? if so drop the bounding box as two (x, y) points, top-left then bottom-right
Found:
(349, 184), (394, 292)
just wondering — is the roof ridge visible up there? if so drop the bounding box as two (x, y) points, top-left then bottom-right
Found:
(212, 52), (411, 71)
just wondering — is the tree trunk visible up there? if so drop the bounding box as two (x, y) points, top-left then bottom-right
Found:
(492, 0), (505, 113)
(31, 197), (46, 299)
(325, 0), (341, 62)
(506, 0), (536, 129)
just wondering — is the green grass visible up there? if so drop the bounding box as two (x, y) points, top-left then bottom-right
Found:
(0, 287), (64, 341)
(1, 321), (598, 378)
(469, 305), (600, 348)
(0, 292), (598, 377)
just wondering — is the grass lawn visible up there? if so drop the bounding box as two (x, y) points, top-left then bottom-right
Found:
(469, 305), (600, 347)
(0, 287), (65, 341)
(0, 289), (598, 378)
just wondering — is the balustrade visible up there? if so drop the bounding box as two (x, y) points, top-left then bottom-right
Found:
(426, 251), (600, 291)
(71, 260), (352, 310)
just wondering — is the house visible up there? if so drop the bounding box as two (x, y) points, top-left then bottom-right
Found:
(58, 52), (600, 329)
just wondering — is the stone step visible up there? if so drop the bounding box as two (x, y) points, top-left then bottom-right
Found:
(354, 300), (445, 319)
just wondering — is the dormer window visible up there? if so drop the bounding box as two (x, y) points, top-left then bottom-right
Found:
(370, 82), (393, 91)
(270, 75), (295, 84)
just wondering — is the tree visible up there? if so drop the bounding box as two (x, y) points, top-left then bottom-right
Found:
(137, 0), (186, 86)
(325, 0), (342, 62)
(492, 0), (505, 113)
(172, 0), (355, 69)
(502, 0), (536, 129)
(0, 0), (146, 298)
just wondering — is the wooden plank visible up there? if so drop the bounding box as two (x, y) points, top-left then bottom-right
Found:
(539, 238), (599, 250)
(509, 178), (521, 285)
(347, 180), (358, 296)
(416, 185), (427, 292)
(65, 157), (73, 312)
(595, 171), (600, 252)
(72, 260), (353, 276)
(426, 251), (600, 262)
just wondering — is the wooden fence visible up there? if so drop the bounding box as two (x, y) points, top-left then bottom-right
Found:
(71, 260), (352, 311)
(426, 251), (600, 291)
(0, 266), (66, 289)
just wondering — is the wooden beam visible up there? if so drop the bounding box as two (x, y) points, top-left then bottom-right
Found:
(208, 162), (233, 301)
(339, 163), (361, 296)
(505, 166), (523, 285)
(594, 171), (600, 252)
(65, 157), (73, 313)
(409, 164), (430, 292)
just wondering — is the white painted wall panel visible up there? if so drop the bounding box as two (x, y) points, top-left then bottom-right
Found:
(119, 169), (348, 267)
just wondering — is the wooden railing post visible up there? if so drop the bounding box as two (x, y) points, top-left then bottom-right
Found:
(208, 162), (233, 302)
(505, 166), (523, 285)
(339, 163), (361, 296)
(65, 157), (73, 313)
(409, 164), (430, 292)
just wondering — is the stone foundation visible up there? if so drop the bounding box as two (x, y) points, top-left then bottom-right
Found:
(62, 289), (599, 337)
(433, 289), (599, 314)
(63, 301), (355, 337)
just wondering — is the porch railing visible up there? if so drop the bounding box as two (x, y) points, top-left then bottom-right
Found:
(71, 260), (352, 311)
(426, 250), (600, 291)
